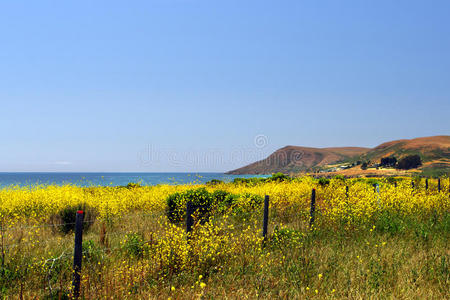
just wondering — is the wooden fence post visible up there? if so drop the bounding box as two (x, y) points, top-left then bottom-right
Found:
(72, 210), (84, 299)
(345, 186), (349, 199)
(186, 201), (194, 235)
(262, 195), (269, 240)
(425, 178), (428, 191)
(309, 189), (316, 228)
(438, 178), (441, 193)
(411, 180), (415, 189)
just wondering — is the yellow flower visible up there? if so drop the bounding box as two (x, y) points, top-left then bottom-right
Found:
(200, 282), (206, 289)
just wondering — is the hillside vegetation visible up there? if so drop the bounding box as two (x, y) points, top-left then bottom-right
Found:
(227, 136), (450, 176)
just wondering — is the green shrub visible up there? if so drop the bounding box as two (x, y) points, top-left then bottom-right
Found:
(122, 233), (147, 258)
(333, 175), (346, 181)
(366, 178), (380, 187)
(241, 193), (264, 209)
(206, 179), (224, 185)
(266, 172), (290, 182)
(126, 182), (142, 189)
(166, 188), (260, 223)
(166, 188), (213, 224)
(166, 192), (183, 223)
(374, 211), (404, 235)
(232, 177), (266, 185)
(82, 240), (103, 264)
(318, 178), (330, 186)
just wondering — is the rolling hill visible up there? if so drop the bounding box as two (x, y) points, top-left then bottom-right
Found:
(226, 135), (450, 176)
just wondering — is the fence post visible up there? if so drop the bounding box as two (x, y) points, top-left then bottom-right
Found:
(425, 178), (428, 191)
(438, 178), (441, 192)
(262, 195), (269, 240)
(411, 180), (415, 189)
(72, 210), (84, 299)
(345, 186), (349, 199)
(309, 189), (316, 228)
(375, 184), (380, 207)
(186, 201), (194, 235)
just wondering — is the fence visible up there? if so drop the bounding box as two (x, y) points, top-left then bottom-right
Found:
(0, 177), (448, 298)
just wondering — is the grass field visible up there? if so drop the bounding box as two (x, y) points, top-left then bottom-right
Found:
(0, 177), (449, 299)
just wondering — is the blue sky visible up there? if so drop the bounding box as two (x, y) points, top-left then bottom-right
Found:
(0, 0), (449, 172)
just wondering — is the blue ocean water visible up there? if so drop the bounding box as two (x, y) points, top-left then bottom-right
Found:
(0, 172), (268, 188)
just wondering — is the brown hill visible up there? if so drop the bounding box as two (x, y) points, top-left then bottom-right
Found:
(361, 135), (450, 163)
(226, 146), (369, 175)
(226, 135), (450, 175)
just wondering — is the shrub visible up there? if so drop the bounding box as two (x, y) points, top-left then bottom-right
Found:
(122, 233), (147, 258)
(241, 193), (264, 209)
(166, 188), (213, 224)
(333, 175), (345, 181)
(126, 182), (142, 189)
(166, 192), (183, 223)
(166, 188), (262, 224)
(82, 240), (103, 264)
(206, 179), (224, 185)
(318, 178), (330, 186)
(361, 162), (368, 170)
(211, 190), (236, 211)
(380, 156), (397, 167)
(396, 155), (422, 170)
(50, 204), (97, 234)
(266, 172), (290, 182)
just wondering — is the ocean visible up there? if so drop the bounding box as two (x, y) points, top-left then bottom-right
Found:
(0, 172), (267, 188)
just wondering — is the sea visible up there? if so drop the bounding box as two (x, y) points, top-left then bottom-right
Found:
(0, 172), (268, 188)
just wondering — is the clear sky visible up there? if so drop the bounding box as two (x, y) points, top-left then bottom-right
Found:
(0, 0), (449, 172)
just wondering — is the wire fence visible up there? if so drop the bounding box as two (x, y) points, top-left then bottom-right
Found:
(0, 180), (448, 298)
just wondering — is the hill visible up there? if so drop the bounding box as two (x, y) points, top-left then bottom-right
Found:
(226, 146), (369, 174)
(226, 135), (450, 176)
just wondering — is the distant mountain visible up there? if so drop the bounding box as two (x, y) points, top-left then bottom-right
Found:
(226, 135), (450, 176)
(227, 146), (369, 174)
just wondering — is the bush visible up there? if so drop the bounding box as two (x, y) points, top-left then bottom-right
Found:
(361, 162), (368, 170)
(396, 155), (422, 170)
(126, 182), (142, 189)
(333, 175), (345, 181)
(166, 188), (261, 223)
(241, 193), (264, 209)
(380, 157), (397, 167)
(206, 179), (224, 186)
(232, 177), (266, 185)
(266, 172), (290, 182)
(211, 190), (237, 211)
(166, 192), (184, 223)
(50, 204), (97, 234)
(166, 188), (213, 224)
(82, 240), (103, 264)
(318, 178), (330, 186)
(122, 233), (147, 258)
